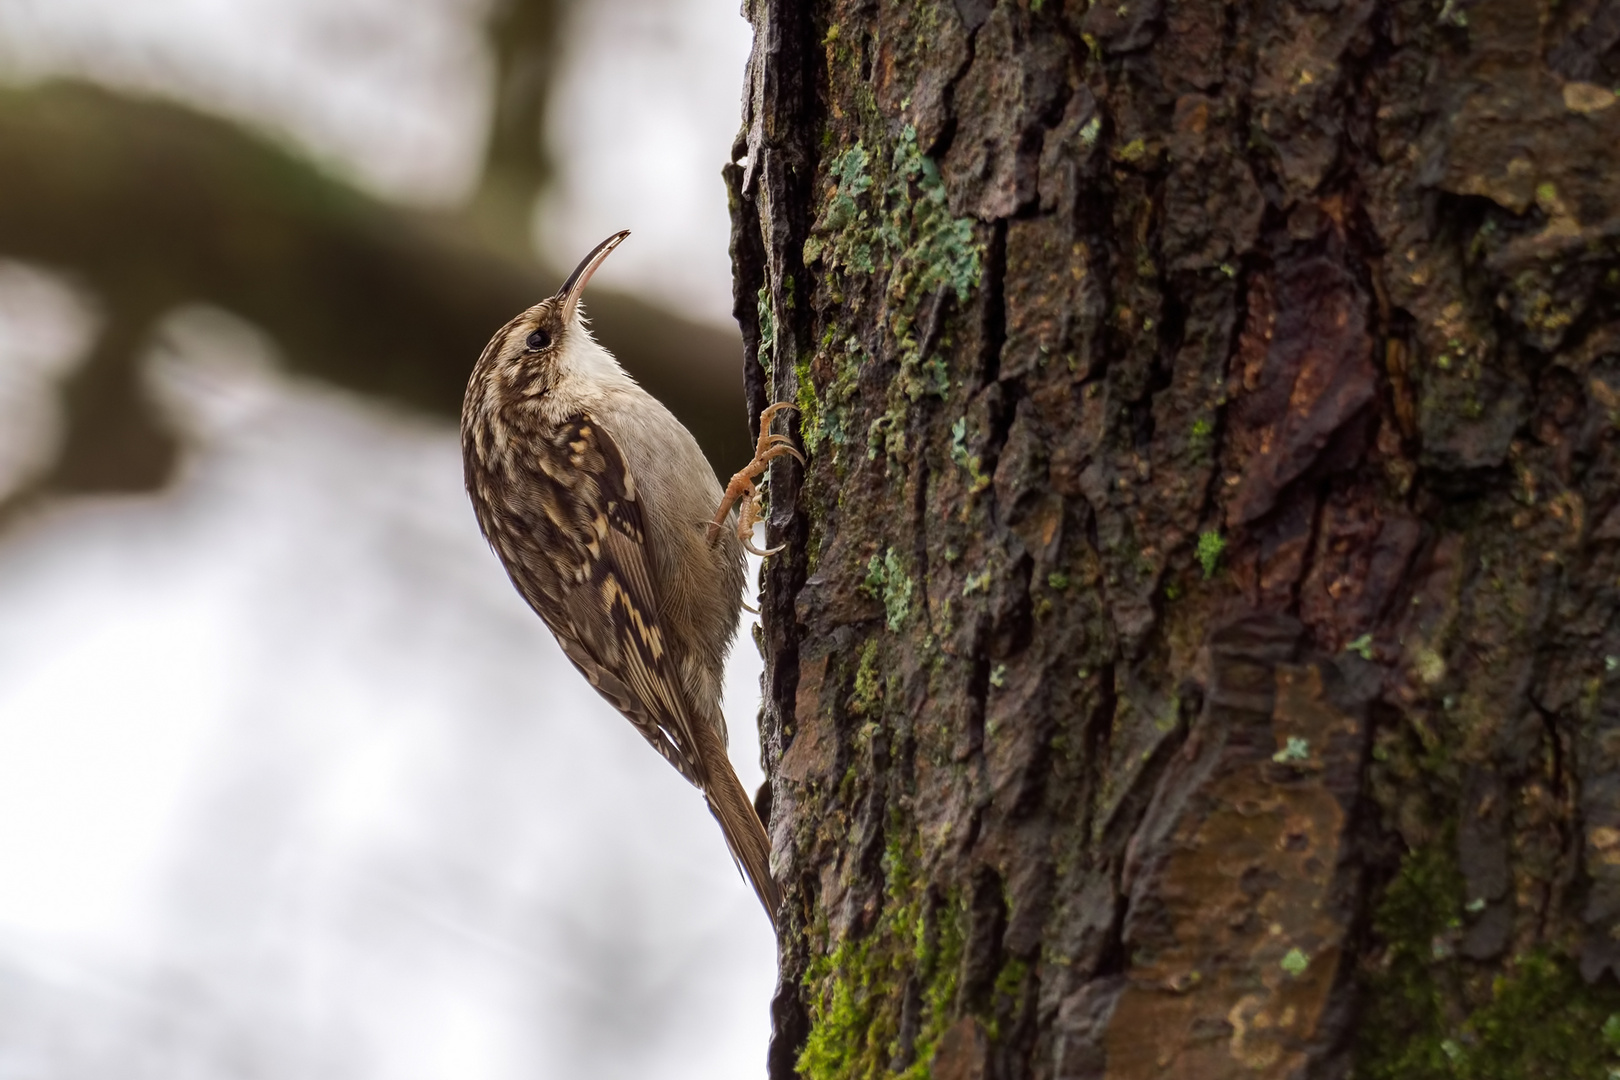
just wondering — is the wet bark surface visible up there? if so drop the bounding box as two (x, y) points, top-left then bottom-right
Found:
(729, 1), (1620, 1076)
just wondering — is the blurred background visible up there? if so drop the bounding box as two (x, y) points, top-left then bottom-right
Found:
(0, 1), (775, 1077)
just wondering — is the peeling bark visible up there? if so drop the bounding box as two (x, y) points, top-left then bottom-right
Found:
(731, 0), (1620, 1077)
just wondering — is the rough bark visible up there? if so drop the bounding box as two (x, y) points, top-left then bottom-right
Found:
(729, 1), (1620, 1077)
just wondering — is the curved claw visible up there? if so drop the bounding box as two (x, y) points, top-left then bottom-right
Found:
(756, 449), (805, 471)
(759, 440), (807, 466)
(710, 400), (804, 561)
(758, 402), (799, 428)
(743, 536), (788, 557)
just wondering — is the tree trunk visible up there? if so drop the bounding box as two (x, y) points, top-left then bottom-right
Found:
(728, 1), (1620, 1077)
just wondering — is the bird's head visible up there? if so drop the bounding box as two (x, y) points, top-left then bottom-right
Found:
(471, 229), (630, 398)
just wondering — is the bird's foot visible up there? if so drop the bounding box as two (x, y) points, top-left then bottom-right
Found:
(708, 403), (803, 557)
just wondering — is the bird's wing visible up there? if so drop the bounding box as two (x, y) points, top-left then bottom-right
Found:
(507, 413), (709, 787)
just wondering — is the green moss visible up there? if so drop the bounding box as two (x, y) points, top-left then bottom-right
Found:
(982, 956), (1030, 1040)
(1357, 844), (1466, 1079)
(1196, 530), (1227, 579)
(1048, 571), (1071, 590)
(862, 548), (914, 632)
(1464, 955), (1620, 1078)
(993, 957), (1027, 1003)
(797, 354), (823, 451)
(799, 935), (886, 1080)
(905, 901), (966, 1079)
(1357, 844), (1620, 1080)
(850, 640), (882, 717)
(758, 285), (775, 372)
(798, 868), (967, 1080)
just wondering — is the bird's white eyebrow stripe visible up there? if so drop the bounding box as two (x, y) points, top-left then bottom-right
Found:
(504, 322), (530, 354)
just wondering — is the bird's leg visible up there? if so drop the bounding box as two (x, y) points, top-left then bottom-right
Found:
(708, 402), (804, 554)
(734, 482), (782, 558)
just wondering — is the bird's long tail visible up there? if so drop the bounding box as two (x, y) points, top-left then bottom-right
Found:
(705, 765), (781, 931)
(689, 716), (781, 931)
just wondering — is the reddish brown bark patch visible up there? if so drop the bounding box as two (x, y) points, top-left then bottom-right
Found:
(1100, 616), (1371, 1078)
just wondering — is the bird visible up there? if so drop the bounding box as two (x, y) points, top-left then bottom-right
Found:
(460, 230), (801, 930)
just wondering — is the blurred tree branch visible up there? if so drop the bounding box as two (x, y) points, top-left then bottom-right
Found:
(0, 0), (747, 506)
(468, 0), (563, 255)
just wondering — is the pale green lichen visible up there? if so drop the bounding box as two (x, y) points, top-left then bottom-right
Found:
(950, 417), (992, 493)
(862, 548), (914, 632)
(1272, 736), (1311, 763)
(799, 335), (866, 457)
(809, 142), (876, 275)
(808, 126), (980, 315)
(804, 124), (983, 464)
(1413, 646), (1447, 686)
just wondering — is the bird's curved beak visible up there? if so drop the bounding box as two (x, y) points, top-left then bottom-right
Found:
(556, 230), (630, 325)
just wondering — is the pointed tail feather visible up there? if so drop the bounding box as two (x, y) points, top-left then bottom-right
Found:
(704, 761), (781, 931)
(683, 697), (780, 930)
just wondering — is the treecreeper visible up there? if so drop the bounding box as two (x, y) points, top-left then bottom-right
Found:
(460, 230), (798, 930)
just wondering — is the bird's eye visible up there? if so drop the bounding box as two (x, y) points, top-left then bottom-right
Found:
(525, 328), (551, 351)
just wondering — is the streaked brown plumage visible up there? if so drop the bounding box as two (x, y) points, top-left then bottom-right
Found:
(460, 230), (790, 930)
